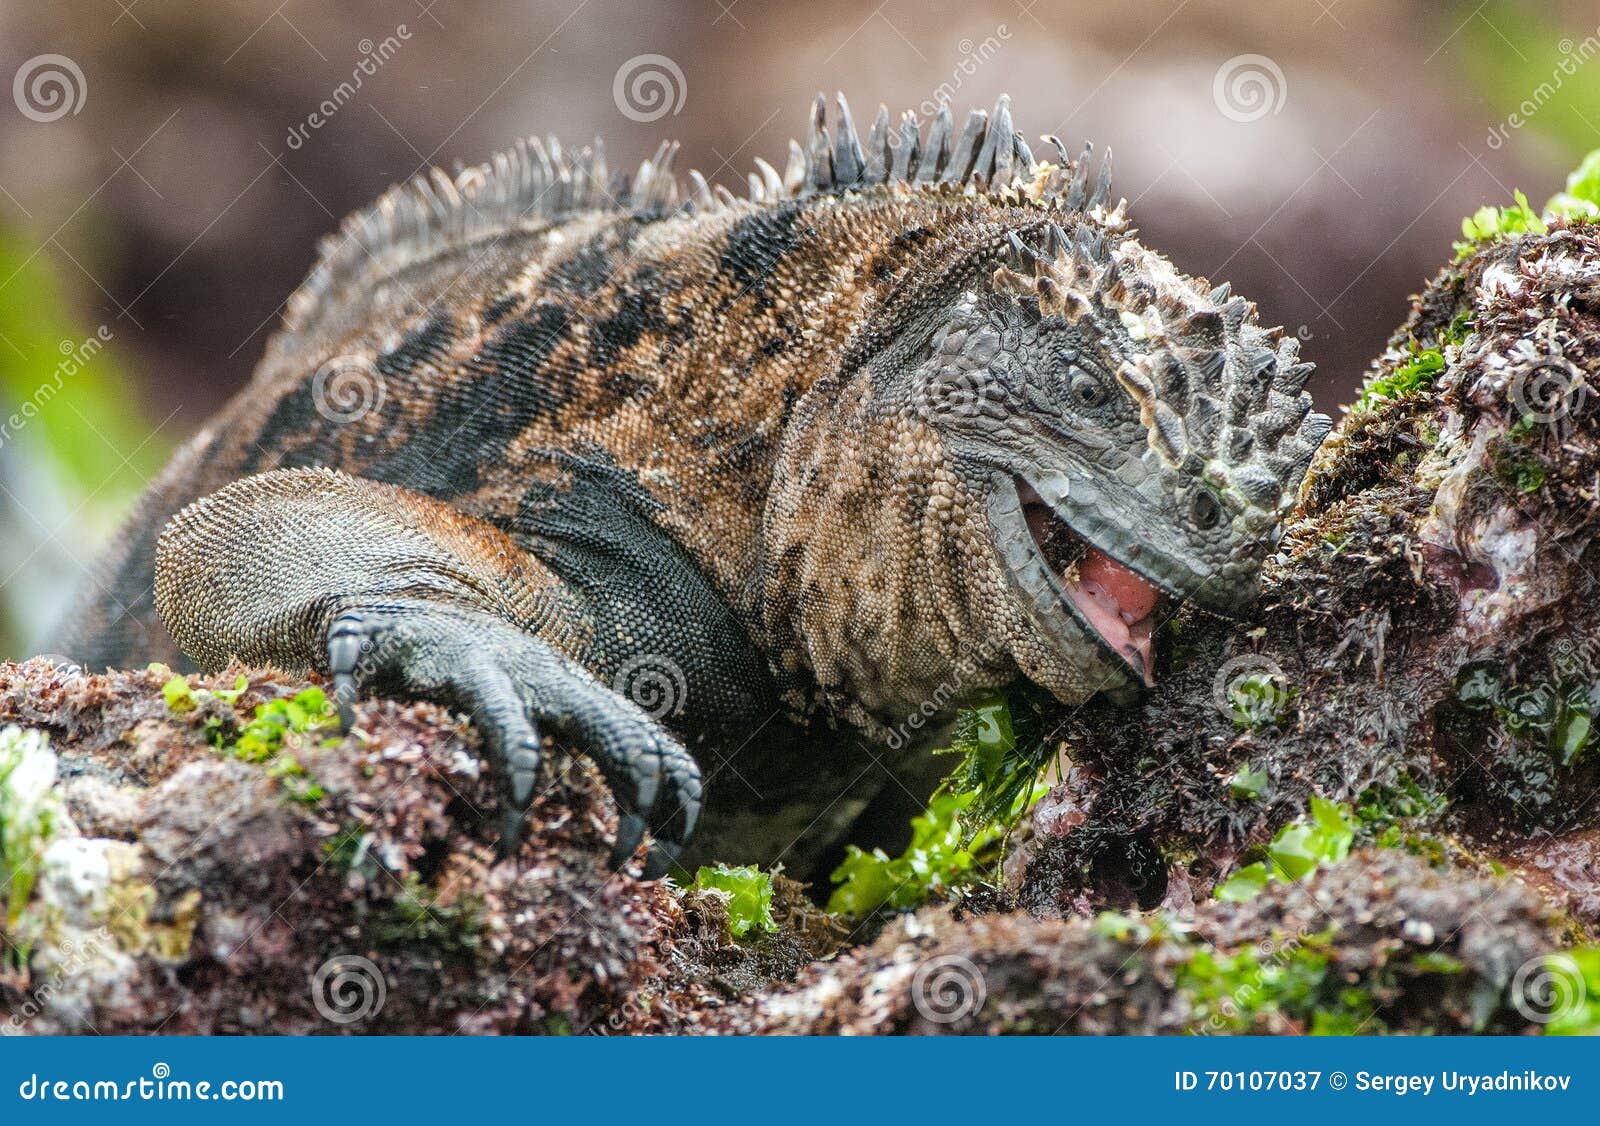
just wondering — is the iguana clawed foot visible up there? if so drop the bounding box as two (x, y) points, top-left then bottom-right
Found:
(326, 602), (702, 876)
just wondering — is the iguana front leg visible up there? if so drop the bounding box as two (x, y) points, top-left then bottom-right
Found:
(153, 466), (701, 874)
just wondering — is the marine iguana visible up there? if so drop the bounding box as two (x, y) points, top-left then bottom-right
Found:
(54, 94), (1330, 877)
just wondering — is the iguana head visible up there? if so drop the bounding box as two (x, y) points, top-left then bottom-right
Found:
(766, 93), (1330, 712)
(899, 217), (1329, 698)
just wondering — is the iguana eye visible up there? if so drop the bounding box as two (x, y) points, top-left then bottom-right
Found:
(1069, 368), (1105, 408)
(1190, 488), (1223, 530)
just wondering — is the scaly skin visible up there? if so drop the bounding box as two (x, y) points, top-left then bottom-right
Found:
(53, 95), (1328, 876)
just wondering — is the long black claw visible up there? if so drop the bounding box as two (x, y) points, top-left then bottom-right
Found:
(507, 733), (541, 809)
(333, 678), (358, 733)
(490, 733), (543, 864)
(641, 840), (680, 880)
(326, 613), (367, 732)
(681, 797), (702, 847)
(496, 806), (526, 861)
(610, 813), (647, 870)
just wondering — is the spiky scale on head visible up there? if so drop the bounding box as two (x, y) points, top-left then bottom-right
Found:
(987, 225), (1330, 579)
(953, 235), (1330, 706)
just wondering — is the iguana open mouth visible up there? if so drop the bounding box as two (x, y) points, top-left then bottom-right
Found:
(1012, 479), (1169, 686)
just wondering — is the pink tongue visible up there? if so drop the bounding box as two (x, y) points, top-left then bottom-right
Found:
(1065, 548), (1161, 686)
(1079, 550), (1161, 623)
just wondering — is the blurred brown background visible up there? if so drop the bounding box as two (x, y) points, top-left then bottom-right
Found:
(1, 0), (1597, 653)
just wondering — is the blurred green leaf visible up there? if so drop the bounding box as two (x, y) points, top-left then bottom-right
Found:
(0, 228), (155, 503)
(1458, 5), (1600, 159)
(0, 225), (160, 656)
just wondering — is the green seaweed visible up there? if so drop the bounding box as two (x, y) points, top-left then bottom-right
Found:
(829, 696), (1048, 916)
(1449, 147), (1600, 261)
(1229, 765), (1269, 801)
(378, 872), (483, 955)
(937, 691), (1053, 836)
(1456, 664), (1597, 768)
(1454, 190), (1546, 260)
(1179, 930), (1375, 1035)
(692, 863), (777, 939)
(167, 677), (338, 806)
(1215, 797), (1355, 902)
(1543, 946), (1600, 1036)
(1357, 345), (1447, 410)
(829, 790), (998, 916)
